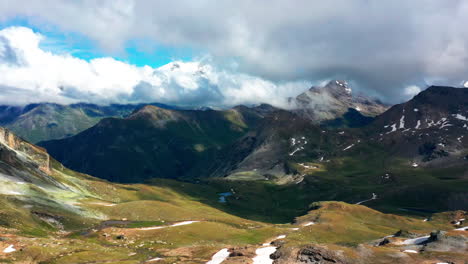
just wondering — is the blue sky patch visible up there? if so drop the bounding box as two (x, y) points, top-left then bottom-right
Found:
(0, 16), (194, 68)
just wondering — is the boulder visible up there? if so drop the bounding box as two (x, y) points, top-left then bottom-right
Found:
(296, 246), (349, 264)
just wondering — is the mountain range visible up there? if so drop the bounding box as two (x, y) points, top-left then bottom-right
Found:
(0, 102), (178, 143)
(0, 82), (466, 263)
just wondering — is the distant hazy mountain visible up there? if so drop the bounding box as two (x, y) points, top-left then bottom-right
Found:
(0, 102), (177, 143)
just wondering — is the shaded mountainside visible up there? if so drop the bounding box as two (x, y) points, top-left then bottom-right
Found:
(0, 102), (177, 143)
(209, 109), (346, 180)
(366, 86), (468, 166)
(40, 105), (273, 182)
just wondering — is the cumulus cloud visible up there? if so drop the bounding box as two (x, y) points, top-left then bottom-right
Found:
(0, 26), (310, 107)
(1, 0), (468, 103)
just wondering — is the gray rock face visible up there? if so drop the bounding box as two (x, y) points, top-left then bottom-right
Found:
(296, 246), (349, 264)
(423, 230), (467, 253)
(289, 80), (387, 123)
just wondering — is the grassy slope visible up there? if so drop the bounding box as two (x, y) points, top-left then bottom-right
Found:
(0, 160), (293, 263)
(1, 160), (466, 263)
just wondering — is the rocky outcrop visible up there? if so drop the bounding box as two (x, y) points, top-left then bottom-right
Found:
(289, 80), (387, 124)
(423, 230), (467, 253)
(296, 246), (349, 264)
(0, 127), (50, 174)
(273, 245), (349, 264)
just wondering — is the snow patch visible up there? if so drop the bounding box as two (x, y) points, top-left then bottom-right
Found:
(139, 221), (199, 230)
(3, 245), (16, 253)
(440, 122), (452, 129)
(303, 222), (315, 227)
(299, 163), (318, 169)
(399, 115), (405, 129)
(402, 236), (429, 245)
(415, 120), (421, 129)
(454, 114), (468, 121)
(291, 138), (296, 146)
(6, 191), (22, 195)
(343, 144), (354, 151)
(147, 257), (163, 262)
(289, 137), (307, 155)
(289, 147), (304, 156)
(386, 124), (397, 133)
(171, 221), (199, 227)
(403, 249), (418, 254)
(356, 193), (377, 205)
(90, 202), (117, 207)
(206, 248), (230, 264)
(252, 246), (277, 264)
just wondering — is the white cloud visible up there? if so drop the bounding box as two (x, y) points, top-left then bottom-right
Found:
(0, 26), (310, 107)
(403, 85), (421, 98)
(2, 0), (468, 102)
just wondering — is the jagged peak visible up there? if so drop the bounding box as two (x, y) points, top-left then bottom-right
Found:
(317, 80), (352, 95)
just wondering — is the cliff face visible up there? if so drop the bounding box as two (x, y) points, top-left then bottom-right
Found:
(0, 127), (50, 174)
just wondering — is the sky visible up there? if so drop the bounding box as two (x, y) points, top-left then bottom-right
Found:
(0, 0), (467, 108)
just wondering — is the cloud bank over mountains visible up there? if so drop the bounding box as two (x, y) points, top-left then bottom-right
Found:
(1, 0), (468, 106)
(0, 27), (310, 107)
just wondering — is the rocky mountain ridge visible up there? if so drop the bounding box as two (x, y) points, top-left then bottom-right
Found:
(289, 80), (388, 124)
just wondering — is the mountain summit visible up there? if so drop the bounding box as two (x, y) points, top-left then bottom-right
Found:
(369, 86), (468, 165)
(289, 80), (388, 123)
